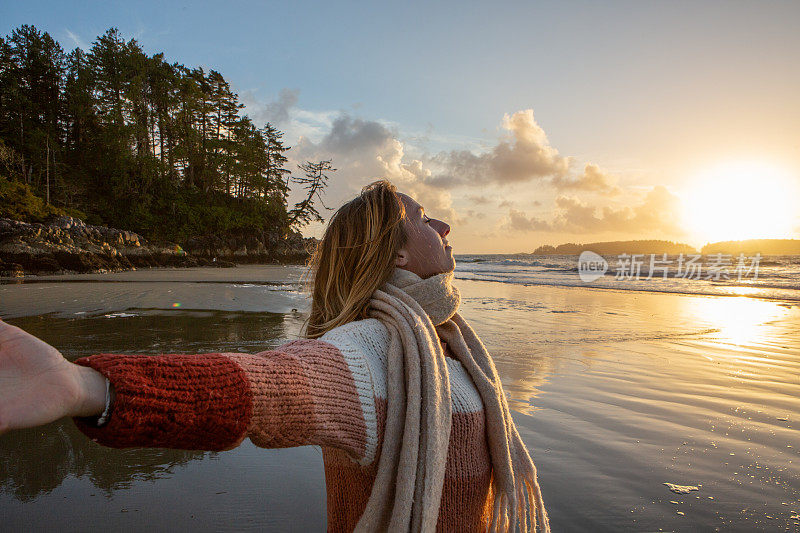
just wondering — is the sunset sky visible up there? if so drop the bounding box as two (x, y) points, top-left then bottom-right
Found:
(3, 1), (799, 253)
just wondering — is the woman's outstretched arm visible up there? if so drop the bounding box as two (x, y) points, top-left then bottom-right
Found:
(0, 319), (375, 464)
(0, 318), (108, 432)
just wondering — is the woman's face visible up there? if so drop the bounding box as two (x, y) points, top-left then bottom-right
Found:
(394, 193), (455, 279)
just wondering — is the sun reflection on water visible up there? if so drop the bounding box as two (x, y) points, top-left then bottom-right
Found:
(685, 296), (789, 346)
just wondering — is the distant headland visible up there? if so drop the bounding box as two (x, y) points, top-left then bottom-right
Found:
(531, 239), (800, 256)
(700, 239), (800, 255)
(532, 240), (697, 256)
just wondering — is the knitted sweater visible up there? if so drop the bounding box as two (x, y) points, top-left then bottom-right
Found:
(72, 318), (494, 532)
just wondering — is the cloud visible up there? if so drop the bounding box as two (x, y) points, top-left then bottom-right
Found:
(499, 198), (540, 209)
(625, 185), (685, 234)
(465, 209), (488, 220)
(263, 88), (299, 125)
(243, 88), (299, 126)
(271, 105), (677, 244)
(64, 29), (88, 50)
(252, 104), (645, 238)
(551, 163), (621, 195)
(505, 209), (553, 232)
(501, 185), (686, 235)
(321, 115), (396, 154)
(289, 108), (339, 141)
(289, 113), (460, 224)
(428, 109), (571, 187)
(467, 195), (491, 205)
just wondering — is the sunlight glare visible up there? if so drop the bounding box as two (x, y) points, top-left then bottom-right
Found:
(682, 161), (798, 244)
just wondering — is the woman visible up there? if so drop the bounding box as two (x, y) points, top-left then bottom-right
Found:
(0, 180), (549, 532)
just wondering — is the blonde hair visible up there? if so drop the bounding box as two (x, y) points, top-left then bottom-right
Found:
(302, 179), (408, 339)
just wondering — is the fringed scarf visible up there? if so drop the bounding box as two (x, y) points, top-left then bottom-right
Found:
(354, 267), (550, 532)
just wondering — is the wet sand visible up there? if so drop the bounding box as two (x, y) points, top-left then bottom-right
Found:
(1, 266), (799, 531)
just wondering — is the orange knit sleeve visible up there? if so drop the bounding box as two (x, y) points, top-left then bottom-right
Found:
(71, 339), (371, 462)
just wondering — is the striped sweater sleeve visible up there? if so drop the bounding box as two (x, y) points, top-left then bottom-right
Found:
(71, 339), (372, 463)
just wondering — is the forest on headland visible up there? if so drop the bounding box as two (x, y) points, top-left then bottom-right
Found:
(532, 240), (697, 256)
(531, 238), (800, 256)
(0, 25), (332, 274)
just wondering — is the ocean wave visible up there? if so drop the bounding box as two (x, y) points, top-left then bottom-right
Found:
(457, 262), (797, 281)
(455, 272), (800, 302)
(453, 253), (799, 302)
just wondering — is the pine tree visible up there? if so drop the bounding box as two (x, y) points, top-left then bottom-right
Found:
(262, 122), (291, 205)
(0, 25), (66, 199)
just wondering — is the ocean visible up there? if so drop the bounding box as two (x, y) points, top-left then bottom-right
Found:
(454, 253), (800, 302)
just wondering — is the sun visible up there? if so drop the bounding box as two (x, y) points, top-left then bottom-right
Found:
(681, 160), (799, 244)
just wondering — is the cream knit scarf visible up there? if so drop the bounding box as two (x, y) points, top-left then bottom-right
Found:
(354, 267), (550, 533)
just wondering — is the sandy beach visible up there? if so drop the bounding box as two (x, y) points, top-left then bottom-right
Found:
(1, 264), (799, 531)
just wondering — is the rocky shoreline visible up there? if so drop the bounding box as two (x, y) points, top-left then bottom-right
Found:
(0, 216), (316, 277)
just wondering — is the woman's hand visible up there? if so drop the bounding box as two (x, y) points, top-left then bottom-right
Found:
(0, 318), (106, 435)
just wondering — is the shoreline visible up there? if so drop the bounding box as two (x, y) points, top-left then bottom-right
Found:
(3, 263), (797, 311)
(461, 276), (800, 306)
(0, 216), (315, 277)
(2, 263), (796, 320)
(0, 258), (310, 278)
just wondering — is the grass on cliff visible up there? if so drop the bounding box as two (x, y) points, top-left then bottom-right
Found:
(0, 176), (87, 223)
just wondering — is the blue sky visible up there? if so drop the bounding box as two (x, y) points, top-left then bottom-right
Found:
(3, 1), (799, 252)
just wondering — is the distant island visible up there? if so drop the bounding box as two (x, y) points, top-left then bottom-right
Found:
(532, 238), (800, 256)
(701, 239), (800, 255)
(532, 240), (697, 255)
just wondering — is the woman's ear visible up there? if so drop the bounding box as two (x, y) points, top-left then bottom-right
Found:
(395, 248), (409, 267)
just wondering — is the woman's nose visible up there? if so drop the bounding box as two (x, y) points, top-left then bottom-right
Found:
(432, 219), (450, 237)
